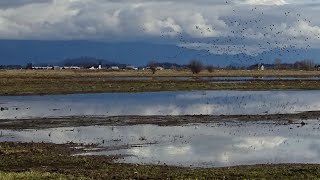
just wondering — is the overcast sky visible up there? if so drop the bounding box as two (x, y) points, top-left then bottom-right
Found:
(0, 0), (319, 55)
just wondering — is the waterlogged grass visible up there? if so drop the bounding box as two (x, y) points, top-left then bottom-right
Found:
(1, 142), (320, 179)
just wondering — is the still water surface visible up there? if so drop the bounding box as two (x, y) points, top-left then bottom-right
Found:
(1, 90), (320, 119)
(1, 120), (319, 167)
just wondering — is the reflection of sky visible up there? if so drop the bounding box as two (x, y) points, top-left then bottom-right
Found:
(1, 120), (320, 167)
(1, 90), (320, 119)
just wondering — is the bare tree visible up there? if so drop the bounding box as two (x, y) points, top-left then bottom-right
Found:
(274, 58), (282, 70)
(26, 63), (33, 70)
(294, 59), (315, 71)
(148, 61), (158, 74)
(207, 65), (214, 73)
(189, 59), (203, 74)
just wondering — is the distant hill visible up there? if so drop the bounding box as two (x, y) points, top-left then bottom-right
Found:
(59, 57), (118, 67)
(0, 40), (318, 67)
(150, 62), (189, 69)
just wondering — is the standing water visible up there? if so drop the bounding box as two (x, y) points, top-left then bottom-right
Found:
(0, 90), (320, 119)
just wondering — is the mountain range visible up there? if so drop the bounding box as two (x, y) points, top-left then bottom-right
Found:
(0, 40), (318, 67)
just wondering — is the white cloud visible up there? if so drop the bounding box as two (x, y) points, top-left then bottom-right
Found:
(179, 43), (268, 55)
(0, 0), (318, 54)
(235, 136), (286, 150)
(240, 0), (288, 5)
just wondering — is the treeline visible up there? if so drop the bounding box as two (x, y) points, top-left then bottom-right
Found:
(246, 59), (318, 71)
(0, 65), (23, 69)
(0, 57), (319, 71)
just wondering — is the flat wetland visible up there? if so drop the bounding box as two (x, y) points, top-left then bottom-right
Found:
(2, 70), (320, 179)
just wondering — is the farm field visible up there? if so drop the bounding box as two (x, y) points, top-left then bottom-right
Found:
(2, 69), (320, 78)
(1, 70), (320, 96)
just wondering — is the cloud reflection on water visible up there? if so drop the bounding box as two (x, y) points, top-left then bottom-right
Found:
(1, 121), (320, 167)
(1, 91), (320, 119)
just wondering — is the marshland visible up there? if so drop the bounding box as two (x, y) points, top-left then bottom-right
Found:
(1, 69), (320, 179)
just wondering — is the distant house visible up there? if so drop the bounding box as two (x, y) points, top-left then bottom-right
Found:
(32, 66), (53, 70)
(63, 66), (81, 70)
(257, 64), (265, 71)
(156, 67), (164, 71)
(126, 65), (138, 70)
(110, 66), (120, 70)
(53, 66), (62, 70)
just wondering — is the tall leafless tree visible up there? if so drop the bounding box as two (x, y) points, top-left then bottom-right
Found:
(274, 58), (282, 70)
(148, 61), (158, 74)
(189, 59), (203, 74)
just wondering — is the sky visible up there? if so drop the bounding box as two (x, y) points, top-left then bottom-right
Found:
(0, 0), (319, 57)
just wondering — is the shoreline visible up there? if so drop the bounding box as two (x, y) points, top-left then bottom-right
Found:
(1, 142), (320, 179)
(0, 111), (318, 129)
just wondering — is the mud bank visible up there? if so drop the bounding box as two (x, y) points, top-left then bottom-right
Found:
(0, 111), (318, 129)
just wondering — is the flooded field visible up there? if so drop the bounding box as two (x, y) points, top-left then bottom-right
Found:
(1, 90), (320, 119)
(1, 90), (320, 169)
(1, 120), (319, 167)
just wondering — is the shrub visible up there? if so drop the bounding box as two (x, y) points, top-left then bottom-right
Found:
(189, 59), (203, 74)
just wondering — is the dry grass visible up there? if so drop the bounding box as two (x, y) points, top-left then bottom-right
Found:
(1, 78), (320, 96)
(1, 69), (320, 96)
(1, 69), (320, 78)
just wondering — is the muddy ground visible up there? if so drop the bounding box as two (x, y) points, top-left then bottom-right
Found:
(1, 142), (320, 179)
(1, 112), (320, 178)
(0, 111), (318, 129)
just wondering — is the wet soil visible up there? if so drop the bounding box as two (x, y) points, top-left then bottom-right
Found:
(1, 142), (320, 179)
(0, 111), (318, 129)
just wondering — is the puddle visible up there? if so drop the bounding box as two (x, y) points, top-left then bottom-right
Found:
(1, 90), (320, 119)
(1, 120), (320, 167)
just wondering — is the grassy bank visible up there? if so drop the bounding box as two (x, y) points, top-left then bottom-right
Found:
(0, 142), (320, 179)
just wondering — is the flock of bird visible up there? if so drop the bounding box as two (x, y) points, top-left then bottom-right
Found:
(141, 3), (319, 65)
